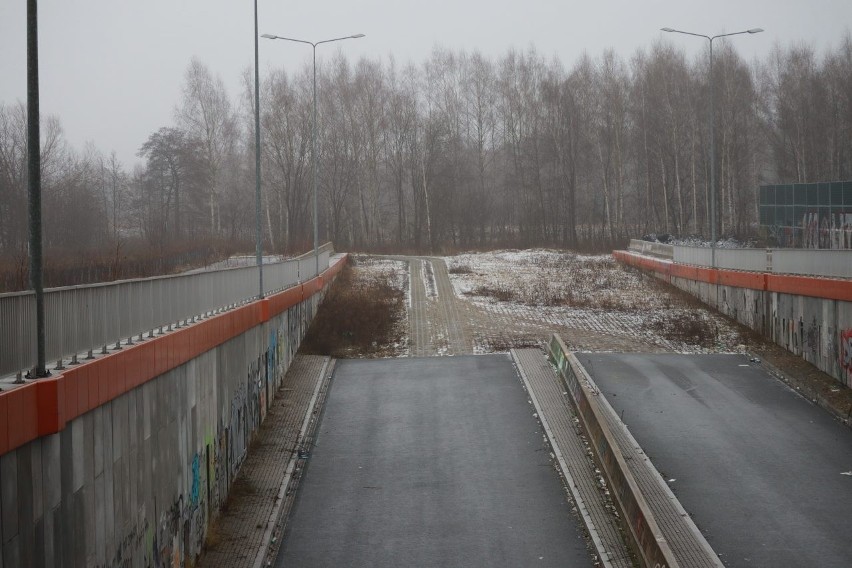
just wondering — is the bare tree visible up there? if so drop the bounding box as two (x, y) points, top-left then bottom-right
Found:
(176, 58), (237, 237)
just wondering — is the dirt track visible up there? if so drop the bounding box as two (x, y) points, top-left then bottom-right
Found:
(398, 254), (695, 356)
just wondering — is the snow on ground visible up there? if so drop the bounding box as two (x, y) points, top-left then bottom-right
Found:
(650, 235), (758, 248)
(348, 249), (748, 357)
(353, 256), (408, 291)
(445, 249), (747, 354)
(423, 260), (438, 299)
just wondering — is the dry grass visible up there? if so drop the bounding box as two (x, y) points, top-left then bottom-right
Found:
(642, 311), (719, 348)
(448, 264), (474, 275)
(457, 252), (648, 310)
(299, 260), (406, 358)
(467, 284), (518, 302)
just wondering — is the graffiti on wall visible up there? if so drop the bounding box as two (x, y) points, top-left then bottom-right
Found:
(190, 454), (201, 507)
(841, 329), (852, 373)
(95, 295), (320, 567)
(805, 317), (819, 356)
(149, 488), (207, 568)
(109, 509), (149, 568)
(768, 225), (796, 248)
(801, 211), (852, 249)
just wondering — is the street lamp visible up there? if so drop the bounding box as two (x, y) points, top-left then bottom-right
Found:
(661, 27), (763, 266)
(253, 0), (263, 300)
(27, 0), (47, 379)
(261, 32), (366, 277)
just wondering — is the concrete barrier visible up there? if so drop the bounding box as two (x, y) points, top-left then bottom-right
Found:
(0, 255), (347, 567)
(614, 249), (852, 388)
(547, 334), (679, 568)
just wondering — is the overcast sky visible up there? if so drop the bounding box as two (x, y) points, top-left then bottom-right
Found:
(1, 1), (850, 169)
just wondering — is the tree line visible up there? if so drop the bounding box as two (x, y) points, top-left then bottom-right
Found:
(1, 37), (851, 266)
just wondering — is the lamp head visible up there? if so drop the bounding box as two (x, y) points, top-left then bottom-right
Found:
(261, 34), (277, 39)
(351, 34), (366, 38)
(661, 27), (675, 32)
(747, 28), (764, 34)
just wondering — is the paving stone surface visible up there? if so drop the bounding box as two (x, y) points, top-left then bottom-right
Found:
(199, 354), (329, 568)
(513, 348), (634, 568)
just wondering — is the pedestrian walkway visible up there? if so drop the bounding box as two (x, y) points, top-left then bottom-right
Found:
(513, 348), (634, 568)
(199, 355), (331, 568)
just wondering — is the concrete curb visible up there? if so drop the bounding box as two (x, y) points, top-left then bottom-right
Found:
(547, 334), (680, 568)
(511, 349), (615, 568)
(252, 356), (333, 568)
(754, 354), (852, 431)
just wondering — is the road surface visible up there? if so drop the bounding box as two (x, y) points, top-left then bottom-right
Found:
(578, 353), (852, 568)
(275, 355), (594, 567)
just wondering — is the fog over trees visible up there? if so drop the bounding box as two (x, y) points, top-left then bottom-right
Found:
(2, 38), (851, 263)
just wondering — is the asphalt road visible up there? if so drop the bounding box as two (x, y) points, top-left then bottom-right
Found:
(577, 353), (852, 568)
(275, 355), (593, 567)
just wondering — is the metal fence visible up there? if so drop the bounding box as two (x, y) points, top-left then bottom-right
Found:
(0, 244), (334, 379)
(672, 246), (769, 272)
(629, 239), (852, 279)
(769, 249), (852, 279)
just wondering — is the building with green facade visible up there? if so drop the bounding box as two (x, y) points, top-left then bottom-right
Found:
(759, 182), (852, 249)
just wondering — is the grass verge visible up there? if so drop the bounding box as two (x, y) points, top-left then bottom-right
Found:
(299, 260), (406, 357)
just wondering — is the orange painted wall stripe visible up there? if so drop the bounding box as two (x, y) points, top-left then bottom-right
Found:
(36, 377), (65, 435)
(5, 383), (38, 451)
(0, 254), (347, 456)
(767, 273), (852, 302)
(62, 365), (78, 421)
(0, 395), (8, 455)
(616, 250), (852, 300)
(717, 270), (766, 290)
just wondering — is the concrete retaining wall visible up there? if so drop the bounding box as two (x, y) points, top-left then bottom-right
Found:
(0, 255), (346, 567)
(547, 334), (678, 568)
(614, 251), (852, 388)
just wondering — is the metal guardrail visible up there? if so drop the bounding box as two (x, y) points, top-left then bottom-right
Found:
(547, 334), (682, 568)
(0, 243), (334, 378)
(628, 239), (852, 278)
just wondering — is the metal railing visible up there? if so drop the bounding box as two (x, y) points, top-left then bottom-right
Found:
(672, 246), (768, 272)
(628, 239), (852, 278)
(0, 243), (334, 379)
(770, 249), (852, 279)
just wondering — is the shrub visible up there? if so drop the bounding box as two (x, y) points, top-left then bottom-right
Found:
(300, 262), (405, 357)
(448, 264), (474, 274)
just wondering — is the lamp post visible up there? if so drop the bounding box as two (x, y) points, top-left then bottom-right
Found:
(261, 32), (365, 277)
(27, 0), (47, 379)
(661, 27), (763, 266)
(253, 0), (263, 299)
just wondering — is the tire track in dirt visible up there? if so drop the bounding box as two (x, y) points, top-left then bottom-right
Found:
(408, 259), (431, 356)
(381, 255), (472, 356)
(429, 258), (470, 354)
